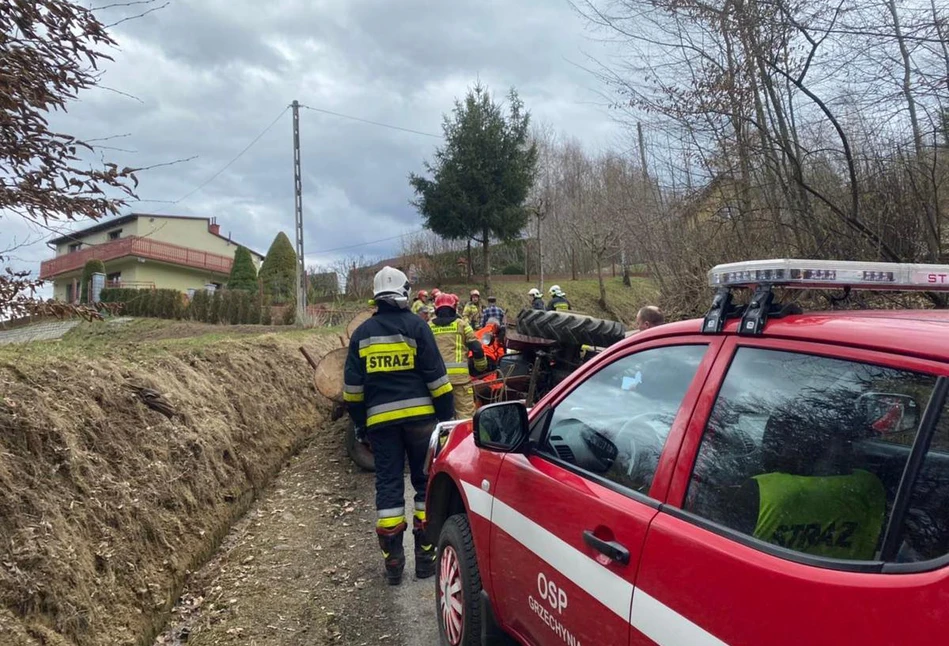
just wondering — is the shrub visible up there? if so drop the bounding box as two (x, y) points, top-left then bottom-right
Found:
(248, 292), (263, 325)
(99, 288), (184, 319)
(187, 290), (209, 321)
(260, 302), (273, 325)
(259, 232), (297, 305)
(282, 296), (296, 325)
(227, 246), (258, 292)
(208, 290), (223, 324)
(501, 263), (524, 275)
(80, 259), (106, 303)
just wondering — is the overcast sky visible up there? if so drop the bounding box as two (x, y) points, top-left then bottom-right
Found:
(2, 0), (624, 292)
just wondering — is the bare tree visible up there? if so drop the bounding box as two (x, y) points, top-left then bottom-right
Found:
(0, 1), (169, 315)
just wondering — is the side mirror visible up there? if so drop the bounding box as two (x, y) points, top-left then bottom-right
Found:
(473, 401), (530, 453)
(857, 393), (920, 436)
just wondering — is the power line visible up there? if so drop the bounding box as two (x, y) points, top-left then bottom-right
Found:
(136, 105), (290, 205)
(310, 229), (425, 255)
(299, 104), (441, 139)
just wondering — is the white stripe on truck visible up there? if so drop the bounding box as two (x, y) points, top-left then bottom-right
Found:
(460, 480), (728, 646)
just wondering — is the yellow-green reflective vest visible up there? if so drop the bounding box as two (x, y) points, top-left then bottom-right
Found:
(752, 469), (886, 561)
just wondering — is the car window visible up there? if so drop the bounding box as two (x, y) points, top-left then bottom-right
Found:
(684, 347), (940, 563)
(540, 345), (707, 496)
(892, 401), (949, 564)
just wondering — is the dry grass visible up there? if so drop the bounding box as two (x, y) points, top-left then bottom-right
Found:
(0, 322), (339, 646)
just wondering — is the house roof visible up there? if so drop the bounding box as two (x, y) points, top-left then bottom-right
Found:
(48, 213), (266, 259)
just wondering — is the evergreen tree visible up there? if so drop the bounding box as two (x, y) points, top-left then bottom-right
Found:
(227, 246), (258, 292)
(258, 232), (297, 305)
(410, 82), (538, 292)
(79, 258), (106, 303)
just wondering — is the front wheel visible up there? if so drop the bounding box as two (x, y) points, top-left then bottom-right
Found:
(436, 514), (482, 646)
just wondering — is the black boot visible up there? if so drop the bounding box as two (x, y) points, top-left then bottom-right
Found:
(414, 518), (436, 579)
(378, 528), (405, 585)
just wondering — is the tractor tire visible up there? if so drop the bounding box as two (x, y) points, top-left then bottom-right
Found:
(515, 308), (626, 348)
(344, 420), (375, 472)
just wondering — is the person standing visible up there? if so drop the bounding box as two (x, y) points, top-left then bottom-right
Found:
(418, 304), (434, 323)
(480, 294), (505, 328)
(636, 306), (665, 331)
(528, 287), (545, 310)
(462, 289), (482, 328)
(343, 267), (454, 586)
(429, 292), (487, 420)
(410, 290), (429, 315)
(547, 285), (571, 311)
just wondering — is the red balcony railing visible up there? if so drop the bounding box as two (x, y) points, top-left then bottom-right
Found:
(40, 236), (234, 279)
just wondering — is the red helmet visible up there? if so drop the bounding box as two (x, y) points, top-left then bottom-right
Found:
(417, 290), (428, 299)
(434, 292), (459, 310)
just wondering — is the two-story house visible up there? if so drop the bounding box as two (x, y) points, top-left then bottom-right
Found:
(40, 214), (265, 302)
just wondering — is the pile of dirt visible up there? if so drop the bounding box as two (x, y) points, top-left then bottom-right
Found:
(0, 332), (337, 646)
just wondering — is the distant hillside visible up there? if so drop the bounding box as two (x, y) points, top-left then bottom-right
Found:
(437, 276), (659, 325)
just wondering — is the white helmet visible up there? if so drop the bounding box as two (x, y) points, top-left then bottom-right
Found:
(372, 266), (410, 307)
(528, 288), (541, 298)
(549, 284), (562, 297)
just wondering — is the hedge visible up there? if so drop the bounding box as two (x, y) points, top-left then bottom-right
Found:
(99, 288), (185, 318)
(99, 288), (278, 325)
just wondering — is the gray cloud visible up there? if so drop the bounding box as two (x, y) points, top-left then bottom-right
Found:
(2, 0), (621, 291)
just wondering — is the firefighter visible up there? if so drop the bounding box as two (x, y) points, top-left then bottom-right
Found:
(547, 285), (571, 311)
(410, 290), (429, 315)
(343, 267), (454, 586)
(462, 289), (482, 328)
(429, 292), (487, 419)
(528, 287), (545, 310)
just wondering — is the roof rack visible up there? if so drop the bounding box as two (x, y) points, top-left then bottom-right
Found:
(702, 258), (949, 335)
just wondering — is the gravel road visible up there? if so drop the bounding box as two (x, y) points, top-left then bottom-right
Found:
(155, 422), (440, 646)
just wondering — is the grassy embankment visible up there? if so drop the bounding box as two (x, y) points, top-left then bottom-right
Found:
(0, 319), (340, 646)
(440, 276), (659, 324)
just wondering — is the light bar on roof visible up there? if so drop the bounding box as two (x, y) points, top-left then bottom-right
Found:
(709, 259), (949, 291)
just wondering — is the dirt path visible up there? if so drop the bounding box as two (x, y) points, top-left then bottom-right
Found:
(155, 422), (438, 646)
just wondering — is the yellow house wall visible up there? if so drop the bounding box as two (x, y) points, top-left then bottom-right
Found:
(52, 258), (143, 300)
(54, 219), (142, 256)
(129, 261), (228, 294)
(134, 217), (263, 267)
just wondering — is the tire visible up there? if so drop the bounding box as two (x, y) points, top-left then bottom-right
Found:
(344, 420), (375, 472)
(515, 308), (626, 347)
(436, 514), (483, 646)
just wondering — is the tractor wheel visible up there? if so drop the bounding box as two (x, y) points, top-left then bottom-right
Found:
(515, 308), (626, 348)
(344, 420), (375, 472)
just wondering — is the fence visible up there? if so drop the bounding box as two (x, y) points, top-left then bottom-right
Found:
(268, 305), (360, 327)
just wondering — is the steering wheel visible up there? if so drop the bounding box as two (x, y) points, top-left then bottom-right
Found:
(611, 412), (670, 493)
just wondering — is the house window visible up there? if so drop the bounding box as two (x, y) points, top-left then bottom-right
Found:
(65, 283), (74, 303)
(108, 230), (122, 240)
(68, 243), (81, 253)
(107, 272), (122, 287)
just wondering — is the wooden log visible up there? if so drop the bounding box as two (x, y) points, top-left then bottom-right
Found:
(314, 346), (348, 403)
(346, 310), (373, 339)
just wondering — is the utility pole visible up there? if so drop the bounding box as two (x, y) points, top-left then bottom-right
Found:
(292, 100), (306, 324)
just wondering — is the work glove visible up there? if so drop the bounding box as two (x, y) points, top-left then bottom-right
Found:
(354, 424), (368, 445)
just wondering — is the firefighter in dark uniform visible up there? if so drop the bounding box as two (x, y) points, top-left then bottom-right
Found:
(343, 266), (454, 585)
(528, 287), (545, 310)
(547, 285), (571, 311)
